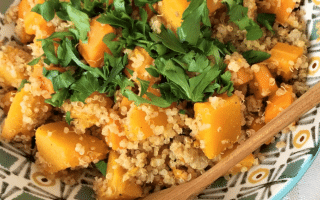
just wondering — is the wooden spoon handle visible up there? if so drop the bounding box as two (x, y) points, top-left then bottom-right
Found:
(142, 82), (320, 200)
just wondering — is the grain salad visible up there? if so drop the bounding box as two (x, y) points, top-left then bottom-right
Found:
(0, 0), (309, 199)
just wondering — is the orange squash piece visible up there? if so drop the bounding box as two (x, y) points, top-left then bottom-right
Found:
(258, 0), (296, 24)
(207, 0), (223, 15)
(0, 44), (32, 88)
(65, 92), (113, 131)
(95, 151), (143, 200)
(194, 94), (242, 159)
(266, 43), (304, 80)
(124, 104), (168, 141)
(124, 46), (157, 83)
(221, 146), (256, 175)
(158, 0), (190, 32)
(36, 121), (109, 173)
(78, 17), (116, 68)
(265, 84), (294, 123)
(249, 116), (265, 133)
(32, 65), (60, 98)
(1, 88), (52, 141)
(24, 12), (56, 38)
(0, 91), (16, 115)
(103, 116), (127, 151)
(17, 0), (34, 43)
(233, 67), (254, 86)
(249, 64), (278, 99)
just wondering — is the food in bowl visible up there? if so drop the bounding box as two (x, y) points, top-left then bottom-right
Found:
(0, 0), (309, 199)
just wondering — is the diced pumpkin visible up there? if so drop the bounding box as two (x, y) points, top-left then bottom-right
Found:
(249, 64), (278, 99)
(0, 43), (32, 88)
(194, 94), (242, 159)
(207, 0), (223, 15)
(78, 17), (116, 68)
(63, 92), (113, 132)
(1, 88), (52, 141)
(221, 146), (256, 175)
(31, 64), (66, 98)
(266, 43), (304, 80)
(0, 90), (16, 115)
(258, 0), (296, 25)
(18, 0), (32, 19)
(158, 0), (190, 32)
(265, 84), (294, 123)
(124, 46), (158, 83)
(124, 104), (168, 141)
(36, 121), (109, 173)
(95, 151), (143, 200)
(17, 0), (45, 43)
(24, 12), (56, 38)
(172, 167), (189, 182)
(249, 116), (265, 133)
(103, 116), (127, 151)
(232, 67), (254, 86)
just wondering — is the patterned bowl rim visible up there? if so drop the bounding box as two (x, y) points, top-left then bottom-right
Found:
(272, 139), (320, 200)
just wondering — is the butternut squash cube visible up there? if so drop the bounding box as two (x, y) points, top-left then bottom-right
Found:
(249, 64), (278, 99)
(78, 17), (116, 68)
(124, 104), (168, 141)
(221, 146), (256, 175)
(258, 0), (296, 25)
(207, 0), (223, 15)
(1, 88), (52, 141)
(249, 116), (265, 133)
(266, 43), (304, 80)
(36, 121), (109, 173)
(62, 92), (113, 133)
(95, 151), (143, 200)
(103, 115), (127, 151)
(124, 46), (158, 84)
(24, 12), (55, 38)
(265, 84), (294, 123)
(194, 94), (242, 159)
(158, 0), (190, 32)
(232, 67), (254, 86)
(0, 43), (32, 88)
(0, 90), (16, 115)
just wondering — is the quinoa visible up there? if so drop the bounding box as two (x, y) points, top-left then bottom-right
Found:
(0, 0), (311, 199)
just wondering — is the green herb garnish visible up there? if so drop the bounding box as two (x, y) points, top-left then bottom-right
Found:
(65, 111), (74, 125)
(95, 160), (107, 176)
(18, 79), (30, 92)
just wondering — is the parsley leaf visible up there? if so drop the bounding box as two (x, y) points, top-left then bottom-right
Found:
(257, 13), (276, 34)
(45, 88), (70, 107)
(242, 50), (271, 64)
(95, 160), (107, 176)
(150, 26), (186, 54)
(134, 0), (161, 7)
(18, 79), (30, 92)
(70, 72), (103, 102)
(28, 55), (43, 66)
(223, 0), (263, 40)
(31, 0), (60, 21)
(177, 0), (210, 45)
(65, 111), (74, 125)
(66, 5), (91, 42)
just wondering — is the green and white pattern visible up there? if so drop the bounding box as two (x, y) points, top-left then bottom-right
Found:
(1, 0), (320, 199)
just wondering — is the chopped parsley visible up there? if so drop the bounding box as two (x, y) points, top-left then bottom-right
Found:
(32, 0), (273, 109)
(65, 111), (74, 125)
(95, 160), (107, 176)
(18, 79), (30, 92)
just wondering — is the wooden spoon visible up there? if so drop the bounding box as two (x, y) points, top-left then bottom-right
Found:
(142, 81), (320, 200)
